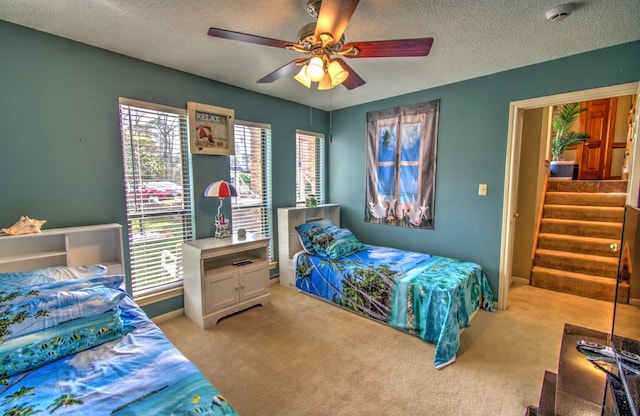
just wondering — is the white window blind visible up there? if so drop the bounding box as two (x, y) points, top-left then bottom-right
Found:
(230, 121), (273, 259)
(296, 130), (325, 206)
(118, 98), (193, 299)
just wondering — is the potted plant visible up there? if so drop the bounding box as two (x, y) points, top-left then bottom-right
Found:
(549, 102), (590, 179)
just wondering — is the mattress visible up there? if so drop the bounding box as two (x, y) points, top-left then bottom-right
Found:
(294, 244), (494, 368)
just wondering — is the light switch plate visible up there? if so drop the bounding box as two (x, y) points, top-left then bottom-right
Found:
(478, 184), (487, 196)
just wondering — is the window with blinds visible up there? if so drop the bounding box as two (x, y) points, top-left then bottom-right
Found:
(230, 121), (273, 259)
(118, 98), (193, 300)
(296, 130), (325, 206)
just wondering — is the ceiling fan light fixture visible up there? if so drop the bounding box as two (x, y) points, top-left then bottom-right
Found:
(327, 60), (349, 86)
(294, 66), (312, 88)
(317, 73), (334, 90)
(208, 0), (430, 92)
(305, 56), (325, 82)
(319, 32), (334, 47)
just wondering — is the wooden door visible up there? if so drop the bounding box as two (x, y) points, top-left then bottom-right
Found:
(578, 98), (617, 179)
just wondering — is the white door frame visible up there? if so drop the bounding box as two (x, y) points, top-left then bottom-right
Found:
(498, 82), (640, 310)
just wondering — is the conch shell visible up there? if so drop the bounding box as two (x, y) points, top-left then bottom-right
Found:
(1, 216), (47, 235)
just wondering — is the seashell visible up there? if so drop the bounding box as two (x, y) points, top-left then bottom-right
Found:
(369, 199), (387, 219)
(1, 216), (47, 235)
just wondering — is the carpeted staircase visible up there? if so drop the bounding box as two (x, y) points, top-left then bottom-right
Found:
(531, 180), (628, 301)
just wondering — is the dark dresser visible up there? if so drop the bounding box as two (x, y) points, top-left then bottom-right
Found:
(532, 323), (639, 415)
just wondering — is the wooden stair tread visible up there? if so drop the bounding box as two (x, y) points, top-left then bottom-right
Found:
(545, 192), (627, 207)
(542, 204), (624, 222)
(535, 249), (619, 265)
(540, 218), (622, 238)
(546, 180), (628, 193)
(537, 233), (620, 257)
(541, 218), (623, 227)
(531, 266), (619, 301)
(532, 265), (618, 282)
(534, 248), (618, 278)
(537, 233), (619, 244)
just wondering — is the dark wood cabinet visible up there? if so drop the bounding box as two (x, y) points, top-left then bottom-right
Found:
(533, 324), (630, 415)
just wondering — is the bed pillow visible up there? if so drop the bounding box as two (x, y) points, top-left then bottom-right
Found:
(295, 221), (324, 254)
(297, 223), (366, 259)
(0, 265), (108, 292)
(36, 264), (108, 280)
(0, 270), (54, 291)
(312, 224), (366, 259)
(295, 219), (334, 254)
(1, 274), (125, 307)
(0, 307), (130, 378)
(0, 285), (125, 342)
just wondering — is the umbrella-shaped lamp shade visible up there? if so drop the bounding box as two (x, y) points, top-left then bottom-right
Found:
(204, 180), (237, 238)
(204, 180), (237, 198)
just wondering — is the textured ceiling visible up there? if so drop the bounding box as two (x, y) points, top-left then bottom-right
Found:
(2, 0), (639, 110)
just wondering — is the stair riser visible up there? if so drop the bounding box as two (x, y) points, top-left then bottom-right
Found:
(531, 270), (621, 301)
(545, 193), (627, 207)
(537, 236), (620, 257)
(543, 206), (624, 222)
(534, 254), (618, 278)
(540, 221), (622, 239)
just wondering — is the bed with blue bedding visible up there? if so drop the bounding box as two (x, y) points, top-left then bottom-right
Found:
(293, 222), (494, 369)
(0, 266), (237, 415)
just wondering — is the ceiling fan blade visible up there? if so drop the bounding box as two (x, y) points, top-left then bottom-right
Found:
(257, 59), (306, 83)
(342, 38), (434, 58)
(335, 59), (365, 90)
(314, 0), (360, 45)
(208, 27), (291, 49)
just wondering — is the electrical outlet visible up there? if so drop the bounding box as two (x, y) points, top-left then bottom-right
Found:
(478, 184), (487, 196)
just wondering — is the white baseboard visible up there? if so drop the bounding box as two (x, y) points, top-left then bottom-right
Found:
(151, 308), (184, 324)
(629, 298), (640, 306)
(511, 276), (530, 286)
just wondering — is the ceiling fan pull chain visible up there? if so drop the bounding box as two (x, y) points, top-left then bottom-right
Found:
(329, 90), (333, 143)
(309, 87), (314, 125)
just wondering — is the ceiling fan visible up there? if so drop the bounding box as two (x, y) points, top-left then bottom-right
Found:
(207, 0), (433, 90)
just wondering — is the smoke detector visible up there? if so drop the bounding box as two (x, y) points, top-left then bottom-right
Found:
(545, 3), (576, 21)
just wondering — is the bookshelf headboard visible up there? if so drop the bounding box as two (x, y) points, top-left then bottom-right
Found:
(277, 204), (340, 287)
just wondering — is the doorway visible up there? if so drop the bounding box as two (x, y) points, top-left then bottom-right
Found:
(499, 82), (640, 310)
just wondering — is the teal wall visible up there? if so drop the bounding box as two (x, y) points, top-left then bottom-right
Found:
(0, 21), (328, 316)
(330, 40), (640, 296)
(2, 20), (639, 314)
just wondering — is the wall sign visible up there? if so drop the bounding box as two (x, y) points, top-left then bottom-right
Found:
(187, 101), (235, 155)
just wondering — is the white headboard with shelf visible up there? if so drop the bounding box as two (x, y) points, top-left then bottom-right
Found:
(0, 224), (124, 275)
(277, 204), (340, 288)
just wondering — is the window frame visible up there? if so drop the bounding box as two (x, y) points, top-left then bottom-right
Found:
(230, 120), (274, 260)
(118, 97), (194, 305)
(295, 130), (326, 207)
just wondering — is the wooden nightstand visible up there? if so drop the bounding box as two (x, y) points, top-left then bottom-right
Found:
(182, 233), (271, 329)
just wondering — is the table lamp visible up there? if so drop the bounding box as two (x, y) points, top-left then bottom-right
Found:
(204, 180), (237, 238)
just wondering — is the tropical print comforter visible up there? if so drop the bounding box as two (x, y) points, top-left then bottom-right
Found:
(0, 290), (237, 415)
(295, 245), (494, 368)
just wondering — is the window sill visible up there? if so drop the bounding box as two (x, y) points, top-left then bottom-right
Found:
(134, 285), (184, 307)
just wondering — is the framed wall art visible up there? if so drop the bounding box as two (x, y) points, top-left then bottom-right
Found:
(187, 101), (235, 155)
(365, 99), (440, 230)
